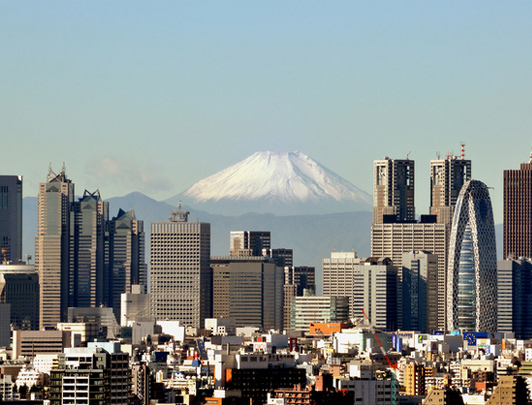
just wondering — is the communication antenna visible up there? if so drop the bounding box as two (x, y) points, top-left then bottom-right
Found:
(461, 143), (465, 160)
(170, 201), (190, 222)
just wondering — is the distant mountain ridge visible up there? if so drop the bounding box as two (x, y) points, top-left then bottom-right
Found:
(165, 151), (372, 216)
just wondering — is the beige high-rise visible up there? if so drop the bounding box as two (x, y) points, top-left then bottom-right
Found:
(150, 206), (211, 329)
(35, 165), (74, 329)
(373, 157), (415, 224)
(429, 154), (471, 224)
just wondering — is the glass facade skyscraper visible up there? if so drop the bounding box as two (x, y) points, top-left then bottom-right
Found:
(447, 180), (497, 332)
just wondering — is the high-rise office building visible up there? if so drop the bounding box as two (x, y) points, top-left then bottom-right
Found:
(263, 248), (293, 267)
(109, 208), (147, 320)
(283, 266), (315, 331)
(447, 180), (497, 332)
(229, 231), (271, 256)
(373, 157), (415, 224)
(150, 205), (211, 329)
(0, 263), (39, 330)
(497, 258), (532, 339)
(371, 153), (469, 331)
(0, 176), (22, 264)
(35, 164), (74, 328)
(503, 151), (532, 259)
(322, 252), (359, 313)
(210, 256), (283, 331)
(430, 152), (471, 224)
(323, 253), (398, 329)
(69, 190), (109, 309)
(372, 222), (447, 330)
(351, 257), (398, 330)
(401, 251), (438, 333)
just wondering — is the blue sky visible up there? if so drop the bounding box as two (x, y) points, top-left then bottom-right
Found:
(2, 1), (532, 222)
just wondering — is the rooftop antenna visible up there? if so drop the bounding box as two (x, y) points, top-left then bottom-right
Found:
(436, 151), (440, 160)
(461, 143), (465, 160)
(406, 151), (411, 160)
(169, 201), (190, 223)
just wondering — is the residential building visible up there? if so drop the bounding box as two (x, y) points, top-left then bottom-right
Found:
(49, 346), (130, 405)
(0, 175), (22, 264)
(504, 150), (532, 259)
(404, 363), (425, 396)
(447, 180), (497, 332)
(35, 164), (74, 328)
(150, 205), (211, 328)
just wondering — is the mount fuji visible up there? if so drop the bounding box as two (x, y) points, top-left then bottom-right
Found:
(166, 151), (372, 215)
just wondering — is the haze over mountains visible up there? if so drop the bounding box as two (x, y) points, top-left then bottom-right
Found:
(21, 151), (503, 289)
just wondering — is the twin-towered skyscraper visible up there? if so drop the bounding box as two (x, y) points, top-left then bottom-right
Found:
(35, 164), (146, 329)
(370, 150), (497, 332)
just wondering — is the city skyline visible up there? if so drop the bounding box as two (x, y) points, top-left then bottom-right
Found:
(2, 2), (532, 224)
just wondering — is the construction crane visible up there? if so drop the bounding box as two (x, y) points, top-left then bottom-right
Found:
(361, 309), (398, 370)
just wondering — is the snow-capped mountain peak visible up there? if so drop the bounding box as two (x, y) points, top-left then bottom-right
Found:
(175, 151), (371, 214)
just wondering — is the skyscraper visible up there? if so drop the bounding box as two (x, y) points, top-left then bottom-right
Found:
(430, 152), (471, 224)
(35, 164), (74, 328)
(401, 251), (438, 333)
(322, 252), (398, 328)
(0, 176), (22, 264)
(446, 180), (497, 332)
(497, 258), (532, 339)
(373, 157), (415, 224)
(69, 190), (109, 309)
(109, 208), (147, 320)
(210, 256), (283, 330)
(371, 152), (468, 331)
(503, 151), (532, 259)
(229, 231), (271, 256)
(283, 266), (315, 331)
(371, 220), (448, 331)
(150, 205), (211, 328)
(0, 263), (39, 330)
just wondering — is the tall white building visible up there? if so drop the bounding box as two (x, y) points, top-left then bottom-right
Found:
(322, 252), (359, 312)
(150, 205), (211, 329)
(322, 253), (398, 329)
